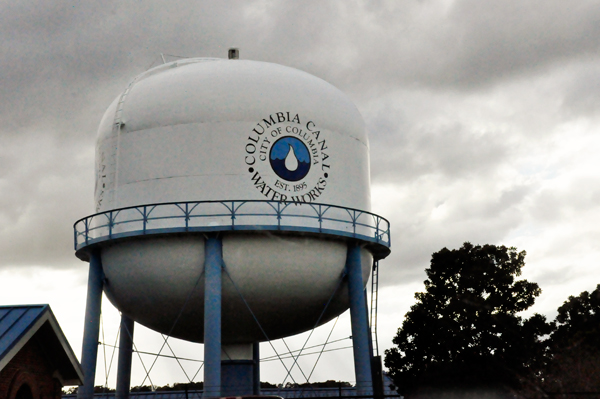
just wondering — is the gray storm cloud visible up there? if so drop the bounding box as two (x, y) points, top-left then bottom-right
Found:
(0, 0), (599, 315)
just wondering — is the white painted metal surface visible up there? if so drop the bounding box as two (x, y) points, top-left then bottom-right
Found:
(95, 58), (370, 213)
(93, 58), (375, 343)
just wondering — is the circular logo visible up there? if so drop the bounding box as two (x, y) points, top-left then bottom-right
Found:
(269, 137), (311, 182)
(244, 112), (331, 203)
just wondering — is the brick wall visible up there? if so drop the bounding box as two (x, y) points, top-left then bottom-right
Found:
(0, 338), (63, 399)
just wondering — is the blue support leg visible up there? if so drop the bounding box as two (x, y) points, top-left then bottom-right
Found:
(78, 251), (104, 399)
(346, 243), (373, 396)
(116, 315), (135, 399)
(203, 236), (223, 398)
(253, 342), (260, 395)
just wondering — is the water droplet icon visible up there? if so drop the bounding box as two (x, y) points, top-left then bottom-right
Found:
(284, 144), (299, 171)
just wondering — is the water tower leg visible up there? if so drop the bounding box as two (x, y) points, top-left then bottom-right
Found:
(204, 236), (223, 398)
(221, 344), (255, 396)
(253, 342), (260, 395)
(116, 315), (135, 399)
(78, 251), (104, 399)
(346, 243), (373, 397)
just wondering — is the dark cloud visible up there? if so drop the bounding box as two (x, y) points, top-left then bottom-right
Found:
(441, 0), (600, 88)
(2, 0), (599, 138)
(0, 1), (257, 135)
(561, 60), (600, 118)
(0, 133), (92, 268)
(369, 117), (510, 183)
(372, 173), (534, 288)
(0, 0), (598, 305)
(528, 175), (600, 225)
(340, 0), (600, 94)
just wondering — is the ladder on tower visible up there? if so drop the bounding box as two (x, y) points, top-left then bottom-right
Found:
(369, 259), (380, 357)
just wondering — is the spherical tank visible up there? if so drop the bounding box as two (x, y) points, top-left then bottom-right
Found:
(93, 57), (375, 344)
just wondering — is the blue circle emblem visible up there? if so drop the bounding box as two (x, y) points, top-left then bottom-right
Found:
(269, 136), (311, 182)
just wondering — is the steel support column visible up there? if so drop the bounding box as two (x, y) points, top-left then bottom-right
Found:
(253, 342), (260, 395)
(78, 251), (104, 399)
(203, 236), (223, 398)
(346, 243), (373, 396)
(116, 315), (135, 399)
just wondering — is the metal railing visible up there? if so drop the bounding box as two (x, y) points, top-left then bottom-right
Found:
(74, 200), (391, 254)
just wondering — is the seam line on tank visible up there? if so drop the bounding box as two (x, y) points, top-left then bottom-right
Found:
(120, 174), (241, 184)
(120, 120), (254, 135)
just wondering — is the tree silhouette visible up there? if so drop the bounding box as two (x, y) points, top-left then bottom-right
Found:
(542, 285), (600, 396)
(384, 243), (551, 398)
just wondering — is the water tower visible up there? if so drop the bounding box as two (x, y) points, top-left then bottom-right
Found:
(74, 50), (391, 399)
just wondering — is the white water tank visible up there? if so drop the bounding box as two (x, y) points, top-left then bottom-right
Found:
(82, 57), (384, 344)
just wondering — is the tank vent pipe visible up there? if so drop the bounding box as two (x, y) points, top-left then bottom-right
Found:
(228, 48), (239, 59)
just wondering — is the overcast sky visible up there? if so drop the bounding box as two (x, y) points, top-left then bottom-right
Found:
(1, 0), (600, 390)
